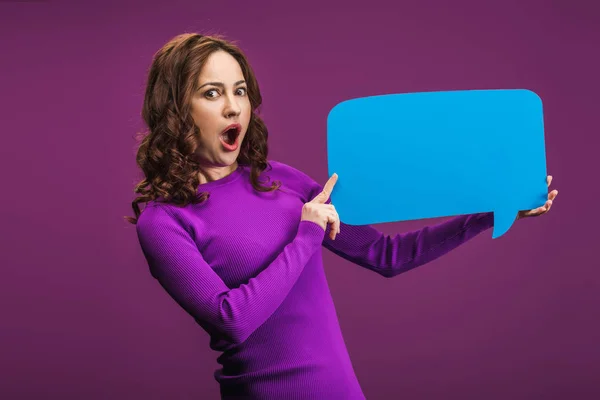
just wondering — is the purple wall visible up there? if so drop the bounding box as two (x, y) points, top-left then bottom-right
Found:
(2, 0), (598, 398)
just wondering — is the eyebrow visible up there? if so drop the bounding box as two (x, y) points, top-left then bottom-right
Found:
(197, 80), (246, 90)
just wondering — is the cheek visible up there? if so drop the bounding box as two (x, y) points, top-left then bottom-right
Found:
(192, 109), (218, 136)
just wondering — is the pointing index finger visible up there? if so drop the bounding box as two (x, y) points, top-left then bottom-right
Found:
(311, 173), (338, 204)
(323, 173), (338, 194)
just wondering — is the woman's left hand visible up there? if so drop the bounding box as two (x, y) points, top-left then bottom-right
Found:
(517, 175), (559, 220)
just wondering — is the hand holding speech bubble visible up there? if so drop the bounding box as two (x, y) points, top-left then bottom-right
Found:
(326, 89), (548, 239)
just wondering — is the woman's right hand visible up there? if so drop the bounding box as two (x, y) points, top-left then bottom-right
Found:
(301, 173), (340, 240)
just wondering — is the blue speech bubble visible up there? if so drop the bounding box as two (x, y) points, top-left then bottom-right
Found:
(327, 89), (548, 239)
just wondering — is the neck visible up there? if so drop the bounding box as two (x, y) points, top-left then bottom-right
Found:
(197, 161), (238, 184)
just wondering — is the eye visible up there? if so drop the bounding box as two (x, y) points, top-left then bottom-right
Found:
(236, 87), (248, 96)
(204, 89), (219, 99)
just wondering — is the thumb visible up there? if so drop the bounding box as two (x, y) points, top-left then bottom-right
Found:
(309, 173), (338, 204)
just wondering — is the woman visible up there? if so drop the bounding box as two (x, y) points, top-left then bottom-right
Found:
(126, 33), (558, 399)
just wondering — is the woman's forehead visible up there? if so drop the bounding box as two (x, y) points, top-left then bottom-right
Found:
(199, 51), (244, 82)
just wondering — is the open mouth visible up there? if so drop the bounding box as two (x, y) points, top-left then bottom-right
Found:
(220, 125), (241, 145)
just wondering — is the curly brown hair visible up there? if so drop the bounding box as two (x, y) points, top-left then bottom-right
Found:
(125, 33), (281, 225)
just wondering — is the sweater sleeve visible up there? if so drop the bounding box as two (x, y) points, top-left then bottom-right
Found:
(135, 205), (326, 345)
(321, 212), (494, 278)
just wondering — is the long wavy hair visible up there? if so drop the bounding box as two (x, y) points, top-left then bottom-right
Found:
(125, 33), (281, 225)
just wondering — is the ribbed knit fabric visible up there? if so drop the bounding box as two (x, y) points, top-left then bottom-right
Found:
(135, 160), (495, 399)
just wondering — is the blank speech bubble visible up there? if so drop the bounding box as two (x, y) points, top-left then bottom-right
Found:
(327, 89), (548, 239)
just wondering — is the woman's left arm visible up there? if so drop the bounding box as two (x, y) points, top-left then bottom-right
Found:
(321, 175), (558, 278)
(322, 212), (494, 278)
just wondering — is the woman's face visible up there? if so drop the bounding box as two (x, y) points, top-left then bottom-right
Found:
(190, 50), (251, 168)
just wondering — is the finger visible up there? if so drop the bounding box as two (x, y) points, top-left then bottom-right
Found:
(328, 205), (340, 239)
(310, 173), (338, 204)
(549, 189), (558, 200)
(322, 174), (338, 197)
(332, 210), (340, 240)
(327, 212), (337, 240)
(326, 209), (340, 240)
(530, 204), (546, 215)
(547, 175), (552, 187)
(536, 200), (552, 214)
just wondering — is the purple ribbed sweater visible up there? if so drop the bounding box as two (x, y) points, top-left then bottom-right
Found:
(135, 160), (495, 399)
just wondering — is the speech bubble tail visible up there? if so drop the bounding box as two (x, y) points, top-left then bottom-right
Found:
(492, 209), (517, 239)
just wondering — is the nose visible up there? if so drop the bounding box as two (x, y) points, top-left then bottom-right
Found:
(223, 93), (241, 118)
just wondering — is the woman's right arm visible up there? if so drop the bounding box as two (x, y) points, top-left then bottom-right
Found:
(136, 205), (326, 346)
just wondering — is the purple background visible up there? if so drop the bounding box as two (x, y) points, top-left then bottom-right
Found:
(1, 0), (598, 399)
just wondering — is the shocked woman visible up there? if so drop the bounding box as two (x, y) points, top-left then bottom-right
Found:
(127, 33), (558, 399)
